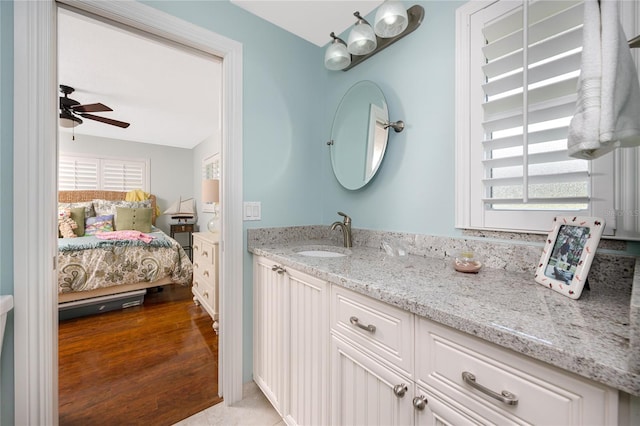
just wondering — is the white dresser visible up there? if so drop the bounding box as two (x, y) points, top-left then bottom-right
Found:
(192, 232), (219, 334)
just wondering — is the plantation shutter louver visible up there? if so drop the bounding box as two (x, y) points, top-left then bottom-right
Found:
(102, 160), (146, 191)
(58, 156), (99, 190)
(480, 0), (590, 212)
(59, 154), (149, 192)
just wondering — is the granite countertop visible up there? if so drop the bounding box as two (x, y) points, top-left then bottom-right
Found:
(250, 240), (640, 396)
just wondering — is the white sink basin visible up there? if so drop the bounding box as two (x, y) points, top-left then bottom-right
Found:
(297, 250), (347, 258)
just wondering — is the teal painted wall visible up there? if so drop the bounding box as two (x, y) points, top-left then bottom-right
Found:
(321, 1), (465, 234)
(141, 0), (326, 384)
(0, 1), (14, 424)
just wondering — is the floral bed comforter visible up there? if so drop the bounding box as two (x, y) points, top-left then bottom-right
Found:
(58, 230), (193, 294)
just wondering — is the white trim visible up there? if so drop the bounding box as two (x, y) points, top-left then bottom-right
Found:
(14, 2), (58, 424)
(14, 0), (244, 422)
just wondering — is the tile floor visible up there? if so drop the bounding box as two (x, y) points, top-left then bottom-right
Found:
(174, 381), (283, 426)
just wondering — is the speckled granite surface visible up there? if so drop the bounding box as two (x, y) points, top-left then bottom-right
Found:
(247, 226), (640, 396)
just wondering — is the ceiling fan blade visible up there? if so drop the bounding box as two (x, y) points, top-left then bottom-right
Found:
(71, 103), (113, 113)
(80, 113), (130, 128)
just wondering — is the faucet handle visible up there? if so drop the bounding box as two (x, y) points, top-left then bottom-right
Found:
(337, 211), (351, 224)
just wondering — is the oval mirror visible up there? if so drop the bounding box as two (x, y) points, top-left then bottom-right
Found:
(330, 81), (389, 190)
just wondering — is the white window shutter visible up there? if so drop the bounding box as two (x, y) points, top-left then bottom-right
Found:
(458, 0), (616, 234)
(59, 154), (149, 192)
(58, 156), (99, 190)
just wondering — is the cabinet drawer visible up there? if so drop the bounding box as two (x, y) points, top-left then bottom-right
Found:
(416, 318), (617, 425)
(331, 286), (413, 377)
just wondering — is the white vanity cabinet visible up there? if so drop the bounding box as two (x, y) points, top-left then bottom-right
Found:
(252, 257), (620, 425)
(253, 256), (330, 426)
(191, 232), (219, 333)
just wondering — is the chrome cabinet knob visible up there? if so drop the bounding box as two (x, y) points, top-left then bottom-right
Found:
(393, 383), (408, 398)
(413, 395), (428, 410)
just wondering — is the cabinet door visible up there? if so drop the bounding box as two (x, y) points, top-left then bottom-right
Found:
(413, 385), (490, 426)
(286, 268), (329, 426)
(331, 334), (413, 426)
(253, 256), (288, 416)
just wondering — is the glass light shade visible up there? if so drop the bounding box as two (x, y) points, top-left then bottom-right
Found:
(374, 1), (408, 38)
(59, 112), (81, 128)
(347, 21), (377, 55)
(324, 41), (351, 70)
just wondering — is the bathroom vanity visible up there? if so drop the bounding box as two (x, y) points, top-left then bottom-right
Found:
(249, 227), (639, 425)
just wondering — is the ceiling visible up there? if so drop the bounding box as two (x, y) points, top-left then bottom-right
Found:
(58, 1), (384, 149)
(231, 0), (383, 47)
(58, 8), (222, 149)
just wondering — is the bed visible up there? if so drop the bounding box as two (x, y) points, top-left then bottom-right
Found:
(57, 190), (193, 304)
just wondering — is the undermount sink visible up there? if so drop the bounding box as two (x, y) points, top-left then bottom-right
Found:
(295, 246), (350, 258)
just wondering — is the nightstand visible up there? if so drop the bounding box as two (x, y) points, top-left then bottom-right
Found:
(170, 223), (194, 260)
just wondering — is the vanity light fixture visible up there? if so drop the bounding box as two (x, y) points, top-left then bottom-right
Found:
(325, 3), (424, 72)
(324, 32), (351, 71)
(347, 11), (377, 55)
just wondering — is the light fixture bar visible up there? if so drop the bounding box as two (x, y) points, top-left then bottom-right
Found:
(341, 4), (424, 71)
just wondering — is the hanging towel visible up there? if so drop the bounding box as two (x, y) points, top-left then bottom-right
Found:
(568, 0), (640, 160)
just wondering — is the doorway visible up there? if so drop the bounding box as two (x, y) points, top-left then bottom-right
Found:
(13, 1), (244, 423)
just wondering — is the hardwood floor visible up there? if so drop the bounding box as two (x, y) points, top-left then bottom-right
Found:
(58, 284), (222, 426)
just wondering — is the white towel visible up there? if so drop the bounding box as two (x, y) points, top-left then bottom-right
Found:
(568, 0), (640, 160)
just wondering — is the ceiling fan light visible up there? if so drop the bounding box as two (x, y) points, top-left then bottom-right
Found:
(325, 37), (351, 70)
(374, 1), (408, 38)
(59, 111), (82, 128)
(347, 13), (377, 55)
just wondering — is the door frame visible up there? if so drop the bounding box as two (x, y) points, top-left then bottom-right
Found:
(13, 1), (244, 423)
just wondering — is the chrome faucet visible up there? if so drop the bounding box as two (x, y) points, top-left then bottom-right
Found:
(331, 211), (352, 248)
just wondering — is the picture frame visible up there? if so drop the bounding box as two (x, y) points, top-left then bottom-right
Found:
(534, 216), (605, 299)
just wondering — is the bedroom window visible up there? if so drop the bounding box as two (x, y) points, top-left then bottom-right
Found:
(454, 0), (632, 236)
(59, 154), (150, 192)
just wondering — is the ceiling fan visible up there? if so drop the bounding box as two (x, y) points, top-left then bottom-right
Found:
(59, 84), (130, 129)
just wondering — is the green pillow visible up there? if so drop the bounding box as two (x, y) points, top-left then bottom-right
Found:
(115, 207), (152, 233)
(69, 207), (86, 237)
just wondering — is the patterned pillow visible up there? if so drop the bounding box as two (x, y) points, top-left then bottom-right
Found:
(85, 214), (114, 235)
(92, 199), (151, 218)
(58, 201), (95, 218)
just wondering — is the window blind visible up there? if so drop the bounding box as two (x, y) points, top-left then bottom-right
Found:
(480, 0), (589, 211)
(58, 156), (99, 190)
(59, 154), (149, 192)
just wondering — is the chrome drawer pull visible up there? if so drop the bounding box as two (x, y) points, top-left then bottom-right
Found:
(413, 395), (428, 410)
(393, 383), (407, 398)
(349, 316), (376, 333)
(462, 372), (518, 406)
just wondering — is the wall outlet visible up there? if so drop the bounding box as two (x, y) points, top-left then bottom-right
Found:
(243, 202), (261, 221)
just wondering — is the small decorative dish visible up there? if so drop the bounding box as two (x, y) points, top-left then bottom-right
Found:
(454, 251), (482, 273)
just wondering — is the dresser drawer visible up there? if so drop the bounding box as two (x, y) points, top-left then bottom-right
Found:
(415, 318), (617, 425)
(192, 275), (215, 308)
(331, 285), (413, 377)
(193, 240), (215, 275)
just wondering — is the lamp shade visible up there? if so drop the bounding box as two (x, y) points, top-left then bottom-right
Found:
(325, 39), (351, 70)
(202, 179), (220, 204)
(347, 18), (377, 55)
(374, 1), (408, 38)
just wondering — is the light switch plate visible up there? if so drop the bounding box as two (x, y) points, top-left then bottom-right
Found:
(243, 201), (261, 221)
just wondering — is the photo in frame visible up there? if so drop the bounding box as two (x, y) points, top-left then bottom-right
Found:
(534, 216), (605, 299)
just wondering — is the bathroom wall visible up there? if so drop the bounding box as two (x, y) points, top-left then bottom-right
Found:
(321, 1), (465, 235)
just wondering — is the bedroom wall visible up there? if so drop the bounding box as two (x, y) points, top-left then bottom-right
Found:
(59, 132), (193, 235)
